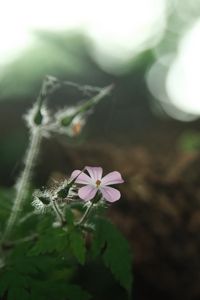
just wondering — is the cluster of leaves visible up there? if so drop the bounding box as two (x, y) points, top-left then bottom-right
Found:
(0, 190), (133, 300)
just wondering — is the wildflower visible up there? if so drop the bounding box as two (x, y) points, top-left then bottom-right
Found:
(71, 166), (124, 202)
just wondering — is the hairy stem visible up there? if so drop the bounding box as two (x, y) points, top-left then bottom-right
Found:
(2, 128), (42, 241)
(51, 199), (66, 226)
(77, 202), (94, 226)
(77, 84), (114, 114)
(1, 76), (57, 243)
(62, 80), (103, 96)
(19, 211), (37, 224)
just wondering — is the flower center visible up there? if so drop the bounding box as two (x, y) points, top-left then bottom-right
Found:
(95, 179), (101, 187)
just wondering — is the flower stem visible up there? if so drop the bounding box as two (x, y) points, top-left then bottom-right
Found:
(77, 202), (94, 226)
(2, 128), (42, 241)
(51, 199), (66, 226)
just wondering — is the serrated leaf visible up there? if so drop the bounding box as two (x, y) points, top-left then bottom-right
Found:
(29, 228), (68, 255)
(92, 218), (133, 294)
(68, 228), (86, 265)
(0, 249), (90, 300)
(8, 286), (30, 300)
(0, 270), (30, 300)
(0, 271), (12, 297)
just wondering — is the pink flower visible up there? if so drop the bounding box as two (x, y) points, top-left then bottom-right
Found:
(71, 166), (124, 202)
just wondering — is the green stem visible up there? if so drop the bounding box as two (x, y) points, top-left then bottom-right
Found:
(51, 199), (66, 226)
(77, 202), (94, 226)
(19, 211), (37, 224)
(63, 80), (102, 94)
(2, 128), (42, 241)
(76, 84), (114, 115)
(1, 76), (55, 243)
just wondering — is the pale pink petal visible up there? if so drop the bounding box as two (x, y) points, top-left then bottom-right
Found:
(78, 185), (97, 201)
(101, 171), (124, 186)
(100, 186), (121, 202)
(85, 166), (103, 181)
(71, 170), (92, 185)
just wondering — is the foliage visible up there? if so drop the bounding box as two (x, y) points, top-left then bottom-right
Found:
(0, 194), (132, 299)
(179, 131), (200, 152)
(0, 257), (91, 300)
(92, 218), (133, 294)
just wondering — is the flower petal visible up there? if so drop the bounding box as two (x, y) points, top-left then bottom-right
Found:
(71, 170), (92, 185)
(85, 166), (103, 181)
(78, 185), (97, 201)
(101, 171), (124, 185)
(100, 186), (121, 202)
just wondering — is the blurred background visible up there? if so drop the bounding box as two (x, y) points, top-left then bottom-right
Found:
(1, 0), (200, 299)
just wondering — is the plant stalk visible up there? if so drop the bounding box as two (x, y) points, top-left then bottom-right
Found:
(51, 199), (66, 226)
(77, 202), (94, 226)
(2, 128), (42, 241)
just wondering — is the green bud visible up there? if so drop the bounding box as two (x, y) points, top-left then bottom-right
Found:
(57, 178), (76, 198)
(60, 115), (75, 127)
(57, 186), (71, 198)
(38, 195), (51, 205)
(33, 109), (43, 125)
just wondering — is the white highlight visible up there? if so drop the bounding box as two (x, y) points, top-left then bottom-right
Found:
(0, 0), (167, 71)
(86, 0), (167, 72)
(166, 20), (200, 115)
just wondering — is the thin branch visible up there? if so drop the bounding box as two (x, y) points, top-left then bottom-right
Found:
(19, 211), (38, 224)
(51, 199), (66, 226)
(62, 80), (102, 96)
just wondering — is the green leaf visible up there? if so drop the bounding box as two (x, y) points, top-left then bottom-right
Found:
(68, 228), (86, 265)
(8, 286), (30, 300)
(0, 270), (30, 300)
(32, 281), (91, 300)
(65, 208), (75, 226)
(64, 284), (91, 300)
(92, 218), (133, 294)
(0, 246), (90, 300)
(29, 228), (68, 256)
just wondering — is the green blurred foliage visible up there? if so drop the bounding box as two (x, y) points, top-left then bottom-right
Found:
(179, 131), (200, 152)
